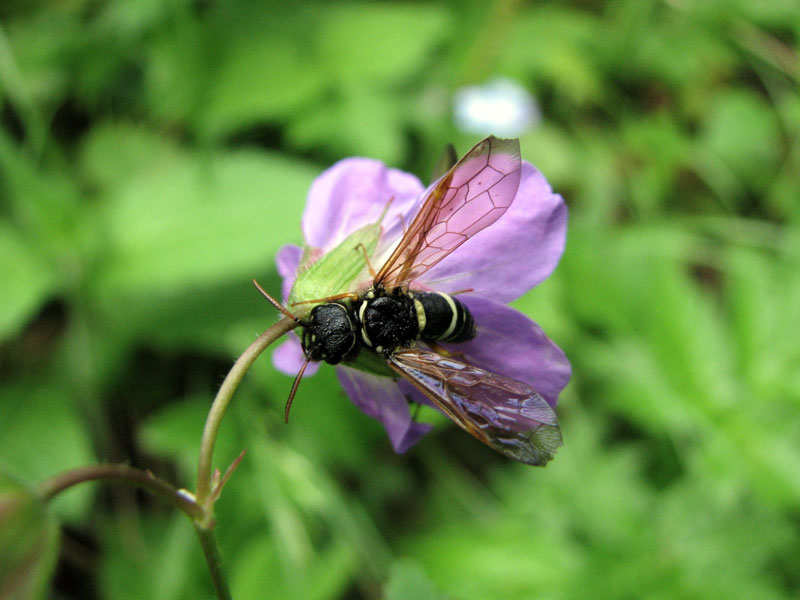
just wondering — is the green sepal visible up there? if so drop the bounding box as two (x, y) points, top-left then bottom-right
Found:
(288, 221), (381, 315)
(288, 215), (400, 380)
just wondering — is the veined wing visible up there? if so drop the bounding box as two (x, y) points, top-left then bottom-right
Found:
(388, 348), (561, 466)
(375, 136), (521, 291)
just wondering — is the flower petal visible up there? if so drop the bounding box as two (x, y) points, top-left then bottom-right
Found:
(276, 244), (302, 303)
(337, 365), (432, 453)
(303, 158), (423, 251)
(272, 336), (319, 378)
(446, 295), (571, 407)
(421, 163), (567, 303)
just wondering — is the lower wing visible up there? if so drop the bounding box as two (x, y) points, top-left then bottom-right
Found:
(388, 347), (562, 466)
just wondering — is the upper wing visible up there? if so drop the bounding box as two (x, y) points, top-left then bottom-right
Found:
(388, 347), (561, 466)
(374, 136), (521, 291)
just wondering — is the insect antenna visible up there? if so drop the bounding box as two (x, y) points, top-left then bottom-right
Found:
(252, 279), (300, 322)
(285, 356), (311, 423)
(251, 279), (311, 422)
(447, 287), (474, 296)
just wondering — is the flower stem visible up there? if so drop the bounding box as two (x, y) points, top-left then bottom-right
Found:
(37, 464), (203, 520)
(195, 317), (297, 509)
(194, 523), (233, 600)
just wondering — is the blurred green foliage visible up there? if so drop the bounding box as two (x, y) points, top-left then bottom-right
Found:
(1, 0), (799, 598)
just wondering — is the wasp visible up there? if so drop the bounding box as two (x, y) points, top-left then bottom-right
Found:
(258, 136), (561, 466)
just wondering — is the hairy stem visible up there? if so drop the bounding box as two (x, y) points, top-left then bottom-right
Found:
(194, 524), (233, 600)
(37, 464), (203, 520)
(195, 316), (298, 509)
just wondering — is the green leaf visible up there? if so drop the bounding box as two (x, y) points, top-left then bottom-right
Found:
(318, 3), (446, 85)
(83, 148), (316, 349)
(0, 9), (76, 113)
(138, 395), (207, 470)
(0, 222), (55, 340)
(407, 413), (794, 600)
(98, 513), (208, 600)
(0, 381), (94, 522)
(619, 113), (692, 216)
(286, 85), (405, 164)
(519, 124), (577, 189)
(199, 24), (326, 137)
(78, 121), (181, 193)
(628, 10), (734, 89)
(142, 12), (209, 126)
(385, 559), (440, 600)
(0, 473), (60, 600)
(700, 89), (781, 199)
(92, 149), (315, 296)
(230, 536), (356, 600)
(139, 394), (242, 481)
(503, 8), (601, 104)
(0, 131), (84, 267)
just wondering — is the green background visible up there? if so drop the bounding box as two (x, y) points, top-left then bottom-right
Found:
(1, 0), (799, 598)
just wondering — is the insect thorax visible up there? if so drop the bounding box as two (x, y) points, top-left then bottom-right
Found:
(357, 287), (475, 357)
(355, 288), (417, 356)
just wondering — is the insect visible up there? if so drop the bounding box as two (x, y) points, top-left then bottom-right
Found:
(258, 136), (562, 466)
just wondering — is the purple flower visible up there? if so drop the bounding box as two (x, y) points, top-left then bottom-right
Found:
(273, 150), (570, 454)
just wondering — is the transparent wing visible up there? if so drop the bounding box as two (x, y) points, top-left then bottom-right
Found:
(388, 347), (561, 466)
(375, 136), (521, 290)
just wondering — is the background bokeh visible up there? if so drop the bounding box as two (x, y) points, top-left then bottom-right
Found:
(1, 1), (799, 598)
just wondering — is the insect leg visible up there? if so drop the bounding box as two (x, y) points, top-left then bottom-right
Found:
(355, 243), (377, 279)
(253, 279), (301, 322)
(290, 291), (360, 306)
(285, 355), (311, 423)
(425, 340), (469, 362)
(447, 288), (474, 296)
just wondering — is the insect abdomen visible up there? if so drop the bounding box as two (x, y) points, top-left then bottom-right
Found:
(412, 291), (475, 343)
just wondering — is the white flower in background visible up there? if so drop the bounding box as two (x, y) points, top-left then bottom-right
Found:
(454, 77), (540, 137)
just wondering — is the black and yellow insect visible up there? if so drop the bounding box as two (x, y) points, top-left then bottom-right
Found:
(260, 137), (561, 466)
